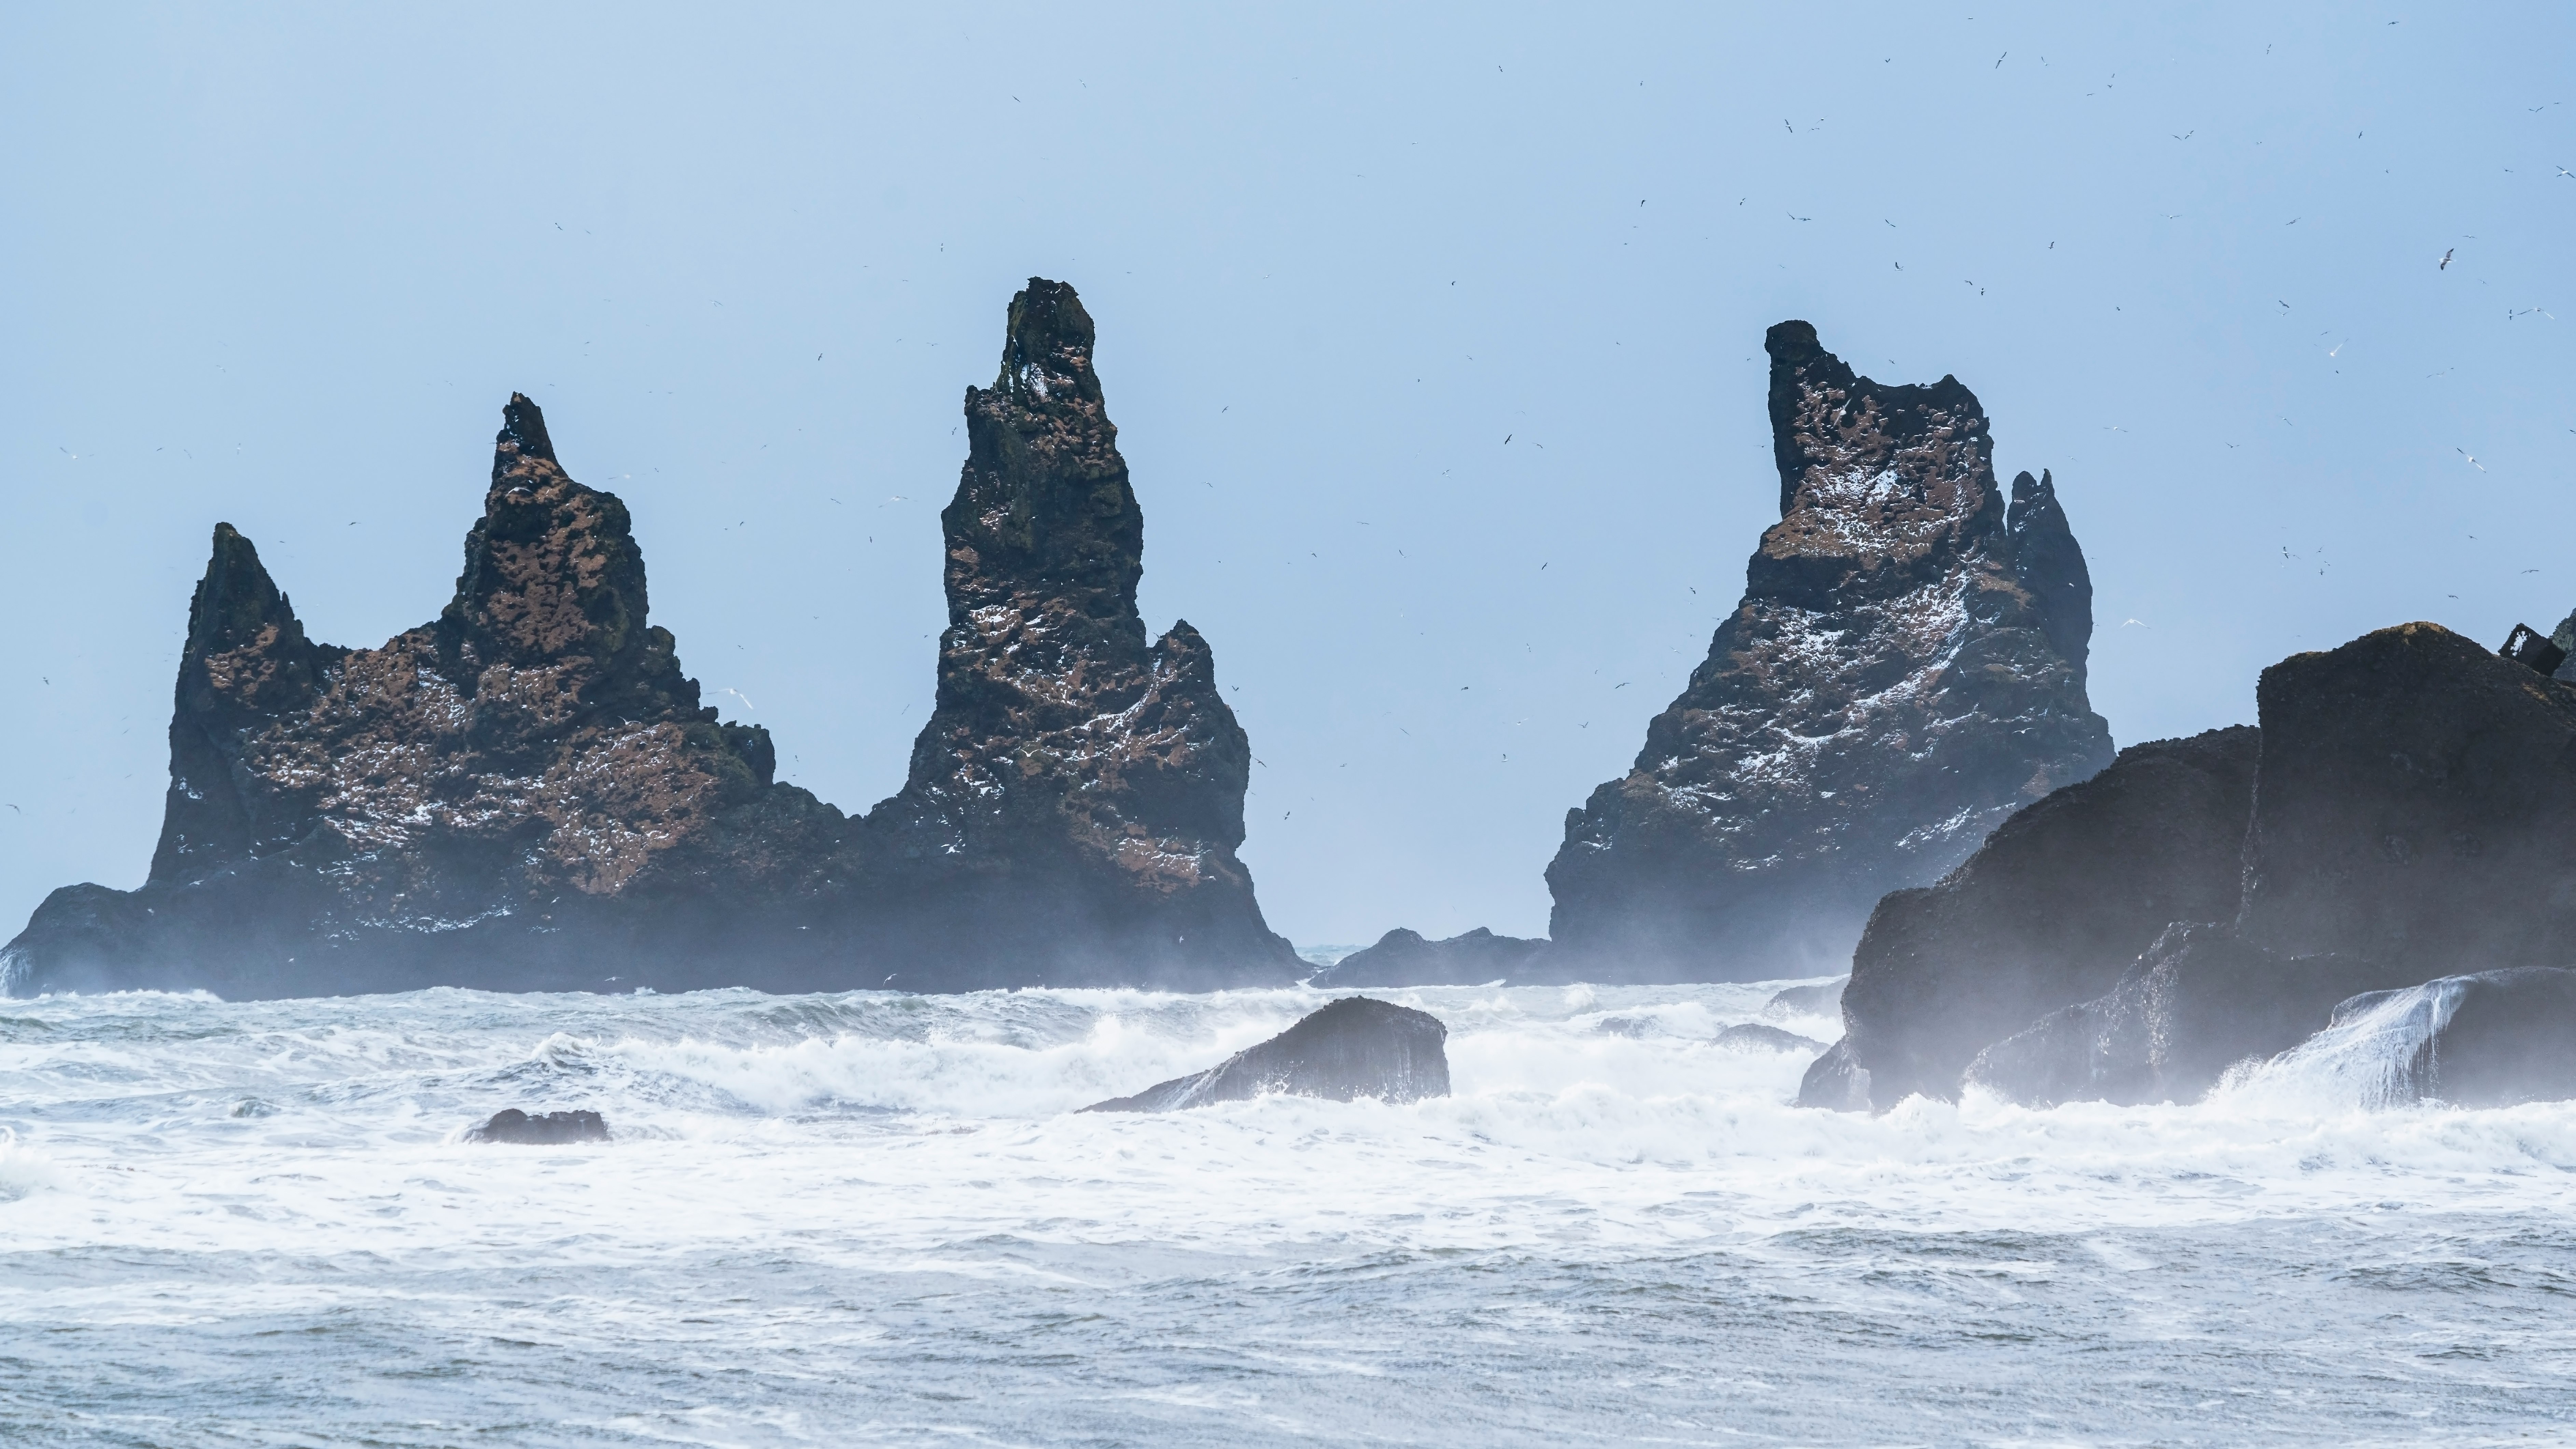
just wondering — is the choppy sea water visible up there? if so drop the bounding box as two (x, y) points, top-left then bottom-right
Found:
(3, 980), (2574, 1447)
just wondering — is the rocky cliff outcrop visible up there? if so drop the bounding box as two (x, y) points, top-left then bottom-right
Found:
(1822, 727), (2259, 1107)
(1826, 622), (2576, 1110)
(1082, 997), (1451, 1111)
(854, 279), (1299, 989)
(2, 279), (1298, 998)
(2319, 968), (2576, 1108)
(1545, 322), (2114, 982)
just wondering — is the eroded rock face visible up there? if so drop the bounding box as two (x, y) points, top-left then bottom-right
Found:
(855, 279), (1299, 989)
(1870, 622), (2576, 1110)
(1833, 726), (2259, 1108)
(5, 397), (824, 998)
(1320, 926), (1549, 987)
(1546, 322), (2113, 983)
(1082, 997), (1451, 1112)
(2, 280), (1298, 998)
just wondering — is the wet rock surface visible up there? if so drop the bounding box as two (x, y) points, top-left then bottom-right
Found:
(1083, 997), (1451, 1112)
(1838, 726), (2259, 1107)
(468, 1109), (609, 1145)
(1546, 322), (2112, 984)
(2, 280), (1296, 999)
(1319, 927), (1548, 987)
(1846, 622), (2576, 1110)
(2329, 967), (2576, 1108)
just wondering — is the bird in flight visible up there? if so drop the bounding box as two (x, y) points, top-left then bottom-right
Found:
(2459, 448), (2485, 473)
(2440, 248), (2454, 269)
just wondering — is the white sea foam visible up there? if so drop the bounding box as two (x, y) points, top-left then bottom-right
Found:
(9, 978), (2575, 1442)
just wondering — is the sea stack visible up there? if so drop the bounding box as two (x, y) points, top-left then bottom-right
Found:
(857, 278), (1301, 989)
(2, 281), (1299, 998)
(1544, 322), (2114, 982)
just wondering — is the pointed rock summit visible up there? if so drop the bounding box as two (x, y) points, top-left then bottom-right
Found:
(1544, 322), (2114, 981)
(863, 279), (1297, 987)
(4, 286), (1296, 997)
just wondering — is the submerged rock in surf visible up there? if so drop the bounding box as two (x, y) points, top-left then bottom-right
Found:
(1543, 322), (2113, 983)
(1712, 1022), (1823, 1053)
(1795, 1038), (1873, 1112)
(1839, 726), (2259, 1109)
(1762, 977), (1847, 1020)
(1082, 997), (1450, 1112)
(1319, 926), (1548, 987)
(468, 1108), (609, 1145)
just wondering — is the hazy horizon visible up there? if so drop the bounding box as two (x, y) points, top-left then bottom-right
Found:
(6, 2), (2571, 949)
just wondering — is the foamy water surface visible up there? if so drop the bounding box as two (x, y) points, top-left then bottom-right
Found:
(3, 979), (2572, 1445)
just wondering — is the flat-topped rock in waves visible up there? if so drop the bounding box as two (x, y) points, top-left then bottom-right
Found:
(1545, 322), (2113, 983)
(1082, 997), (1451, 1112)
(1320, 927), (1547, 987)
(468, 1108), (609, 1145)
(2325, 968), (2576, 1108)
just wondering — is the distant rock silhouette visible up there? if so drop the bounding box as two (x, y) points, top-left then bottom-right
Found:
(1, 280), (1298, 999)
(468, 1109), (609, 1145)
(1320, 927), (1548, 986)
(1083, 998), (1451, 1112)
(1547, 322), (2112, 983)
(1713, 1022), (1824, 1053)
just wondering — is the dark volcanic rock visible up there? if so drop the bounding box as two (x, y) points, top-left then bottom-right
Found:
(1321, 927), (1548, 987)
(2, 279), (1298, 999)
(2323, 968), (2576, 1108)
(1838, 726), (2259, 1107)
(1545, 322), (2113, 983)
(1961, 924), (2412, 1107)
(1763, 977), (1847, 1019)
(854, 279), (1300, 990)
(1796, 1038), (1873, 1112)
(468, 1108), (609, 1145)
(1082, 997), (1450, 1112)
(2232, 623), (2576, 973)
(1712, 1022), (1824, 1053)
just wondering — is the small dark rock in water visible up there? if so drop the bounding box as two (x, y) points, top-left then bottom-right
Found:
(1762, 978), (1847, 1020)
(468, 1109), (608, 1145)
(1713, 1023), (1823, 1053)
(1796, 1039), (1873, 1112)
(1084, 998), (1449, 1112)
(2331, 967), (2576, 1107)
(1321, 927), (1547, 987)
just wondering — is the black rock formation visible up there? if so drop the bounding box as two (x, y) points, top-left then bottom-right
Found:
(2325, 968), (2576, 1108)
(468, 1108), (610, 1144)
(1763, 977), (1847, 1019)
(1546, 322), (2113, 983)
(856, 278), (1301, 988)
(2, 279), (1299, 999)
(1796, 1039), (1873, 1112)
(1829, 727), (2259, 1107)
(1712, 1022), (1824, 1053)
(1960, 924), (2406, 1107)
(1320, 927), (1548, 987)
(1831, 621), (2576, 1110)
(1082, 997), (1451, 1112)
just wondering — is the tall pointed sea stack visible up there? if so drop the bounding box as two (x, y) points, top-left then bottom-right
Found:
(858, 278), (1299, 988)
(1543, 322), (2114, 982)
(3, 285), (1299, 999)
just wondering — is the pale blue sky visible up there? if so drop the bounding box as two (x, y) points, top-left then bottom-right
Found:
(4, 3), (2570, 948)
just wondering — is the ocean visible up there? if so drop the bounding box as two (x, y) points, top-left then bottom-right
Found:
(3, 979), (2572, 1446)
